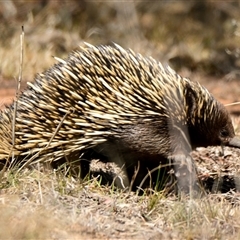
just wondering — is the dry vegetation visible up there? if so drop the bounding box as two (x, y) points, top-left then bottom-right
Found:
(1, 1), (240, 239)
(2, 168), (240, 240)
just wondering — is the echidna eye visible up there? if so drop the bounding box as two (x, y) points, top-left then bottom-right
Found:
(220, 129), (229, 138)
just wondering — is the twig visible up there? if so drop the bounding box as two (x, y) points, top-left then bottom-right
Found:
(0, 26), (25, 177)
(225, 102), (240, 107)
(17, 108), (73, 172)
(11, 26), (24, 163)
(128, 160), (140, 193)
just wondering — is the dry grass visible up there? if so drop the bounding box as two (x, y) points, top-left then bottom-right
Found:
(1, 168), (240, 239)
(0, 168), (107, 239)
(0, 20), (73, 82)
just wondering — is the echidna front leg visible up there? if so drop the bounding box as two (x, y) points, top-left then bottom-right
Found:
(171, 153), (201, 197)
(168, 119), (202, 196)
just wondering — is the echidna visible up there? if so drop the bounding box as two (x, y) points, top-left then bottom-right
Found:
(0, 43), (238, 194)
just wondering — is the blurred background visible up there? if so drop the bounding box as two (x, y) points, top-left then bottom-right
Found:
(0, 0), (240, 111)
